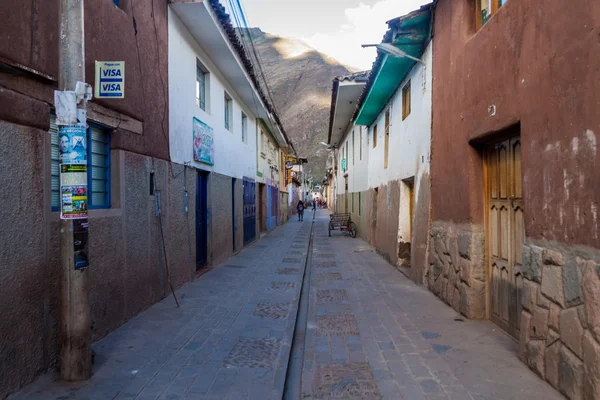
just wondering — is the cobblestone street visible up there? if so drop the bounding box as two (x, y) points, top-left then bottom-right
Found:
(12, 210), (563, 400)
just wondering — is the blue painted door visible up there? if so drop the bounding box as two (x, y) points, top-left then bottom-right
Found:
(196, 171), (208, 270)
(243, 178), (256, 246)
(266, 185), (279, 230)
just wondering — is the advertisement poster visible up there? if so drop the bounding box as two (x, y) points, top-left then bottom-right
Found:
(60, 164), (88, 220)
(58, 124), (87, 164)
(193, 117), (214, 166)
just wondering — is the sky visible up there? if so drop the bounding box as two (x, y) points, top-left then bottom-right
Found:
(241, 0), (431, 71)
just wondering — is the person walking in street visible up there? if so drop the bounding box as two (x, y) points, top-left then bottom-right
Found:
(297, 200), (305, 221)
(312, 200), (317, 212)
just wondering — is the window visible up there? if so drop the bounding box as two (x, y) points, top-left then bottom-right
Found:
(384, 109), (390, 169)
(224, 92), (232, 131)
(476, 0), (507, 30)
(345, 141), (349, 169)
(51, 116), (111, 210)
(241, 112), (247, 143)
(269, 142), (276, 161)
(352, 130), (355, 166)
(261, 130), (267, 157)
(402, 81), (411, 120)
(50, 116), (60, 210)
(373, 124), (378, 148)
(89, 126), (111, 208)
(359, 127), (362, 161)
(196, 60), (209, 111)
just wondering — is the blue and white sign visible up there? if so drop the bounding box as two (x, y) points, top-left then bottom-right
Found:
(95, 61), (125, 98)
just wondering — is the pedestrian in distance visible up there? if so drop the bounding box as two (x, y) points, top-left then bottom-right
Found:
(297, 200), (305, 221)
(312, 200), (317, 211)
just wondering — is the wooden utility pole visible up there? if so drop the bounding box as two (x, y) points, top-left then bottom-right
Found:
(58, 0), (91, 381)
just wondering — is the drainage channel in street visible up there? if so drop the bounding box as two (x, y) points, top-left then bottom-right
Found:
(282, 210), (316, 399)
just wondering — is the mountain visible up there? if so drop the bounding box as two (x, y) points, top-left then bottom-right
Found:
(248, 28), (355, 181)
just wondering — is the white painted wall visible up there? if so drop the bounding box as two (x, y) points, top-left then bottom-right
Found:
(334, 42), (432, 243)
(367, 42), (432, 190)
(366, 42), (433, 243)
(168, 9), (258, 179)
(256, 125), (281, 187)
(336, 124), (370, 196)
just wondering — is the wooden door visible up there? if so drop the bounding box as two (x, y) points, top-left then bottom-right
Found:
(344, 176), (349, 212)
(485, 137), (524, 338)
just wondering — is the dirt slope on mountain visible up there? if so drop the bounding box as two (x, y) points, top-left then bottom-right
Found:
(250, 28), (354, 181)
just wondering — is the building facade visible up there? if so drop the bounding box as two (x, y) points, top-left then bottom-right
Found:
(0, 0), (183, 397)
(329, 6), (433, 285)
(0, 0), (294, 397)
(428, 0), (600, 398)
(168, 0), (289, 265)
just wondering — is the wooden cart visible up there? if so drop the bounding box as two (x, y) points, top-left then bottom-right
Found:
(328, 213), (357, 238)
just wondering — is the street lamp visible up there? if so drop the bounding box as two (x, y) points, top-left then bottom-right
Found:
(361, 43), (425, 65)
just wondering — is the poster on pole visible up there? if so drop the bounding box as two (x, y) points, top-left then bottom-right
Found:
(193, 117), (214, 165)
(58, 124), (87, 164)
(60, 164), (88, 220)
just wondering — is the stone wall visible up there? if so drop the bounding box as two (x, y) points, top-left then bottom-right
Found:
(0, 137), (198, 397)
(425, 221), (486, 319)
(519, 240), (600, 400)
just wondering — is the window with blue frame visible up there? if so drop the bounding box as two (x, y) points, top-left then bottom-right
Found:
(50, 115), (111, 211)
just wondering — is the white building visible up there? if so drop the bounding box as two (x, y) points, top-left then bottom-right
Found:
(328, 5), (433, 284)
(168, 0), (291, 267)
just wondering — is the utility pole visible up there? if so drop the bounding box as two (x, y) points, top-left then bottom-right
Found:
(58, 0), (91, 381)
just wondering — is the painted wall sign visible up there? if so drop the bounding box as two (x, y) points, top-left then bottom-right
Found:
(95, 61), (125, 98)
(193, 117), (214, 165)
(60, 164), (88, 220)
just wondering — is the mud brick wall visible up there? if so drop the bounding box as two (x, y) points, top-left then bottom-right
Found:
(519, 241), (600, 400)
(426, 221), (486, 319)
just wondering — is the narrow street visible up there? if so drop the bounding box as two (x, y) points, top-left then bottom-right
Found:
(12, 210), (561, 400)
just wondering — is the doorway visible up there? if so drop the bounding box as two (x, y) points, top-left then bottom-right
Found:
(399, 177), (415, 268)
(232, 178), (237, 251)
(344, 175), (349, 212)
(484, 135), (524, 338)
(243, 178), (256, 246)
(258, 183), (266, 232)
(196, 170), (209, 271)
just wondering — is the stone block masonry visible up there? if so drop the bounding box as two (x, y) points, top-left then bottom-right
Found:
(519, 240), (600, 400)
(425, 221), (486, 319)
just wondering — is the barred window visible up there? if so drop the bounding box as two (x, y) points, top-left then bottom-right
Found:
(50, 115), (111, 210)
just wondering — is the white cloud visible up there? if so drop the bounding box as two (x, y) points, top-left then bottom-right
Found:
(302, 0), (430, 70)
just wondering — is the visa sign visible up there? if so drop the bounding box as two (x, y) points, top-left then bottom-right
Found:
(95, 61), (125, 98)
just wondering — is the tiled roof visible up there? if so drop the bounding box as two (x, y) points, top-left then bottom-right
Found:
(208, 0), (294, 153)
(333, 71), (369, 83)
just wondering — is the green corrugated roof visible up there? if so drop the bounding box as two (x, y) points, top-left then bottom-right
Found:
(355, 6), (432, 126)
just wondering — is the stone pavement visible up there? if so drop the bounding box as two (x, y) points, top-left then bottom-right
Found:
(12, 209), (565, 400)
(300, 211), (563, 400)
(11, 216), (313, 400)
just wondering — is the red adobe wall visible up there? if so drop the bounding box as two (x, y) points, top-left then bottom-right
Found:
(0, 0), (169, 160)
(431, 0), (599, 247)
